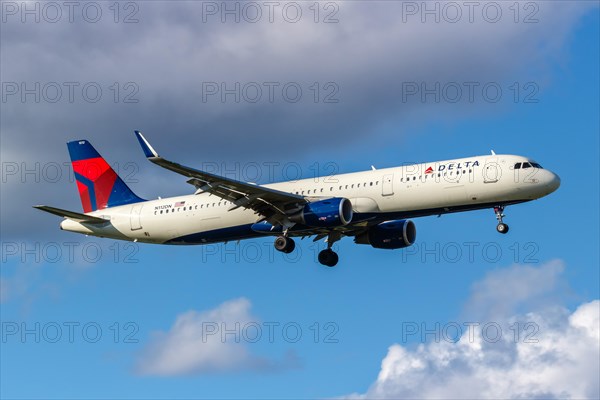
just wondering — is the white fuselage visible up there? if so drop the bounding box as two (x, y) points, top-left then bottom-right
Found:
(60, 154), (560, 244)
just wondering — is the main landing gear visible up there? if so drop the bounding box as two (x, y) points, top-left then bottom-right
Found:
(318, 248), (338, 267)
(494, 206), (509, 234)
(318, 231), (342, 267)
(274, 235), (295, 253)
(273, 231), (342, 267)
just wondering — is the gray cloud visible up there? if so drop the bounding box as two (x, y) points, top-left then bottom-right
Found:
(1, 1), (596, 238)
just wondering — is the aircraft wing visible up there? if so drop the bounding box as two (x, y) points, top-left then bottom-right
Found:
(33, 205), (109, 224)
(134, 131), (307, 226)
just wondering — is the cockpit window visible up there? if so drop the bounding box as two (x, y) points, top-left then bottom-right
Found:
(531, 162), (543, 169)
(514, 163), (521, 169)
(522, 162), (532, 169)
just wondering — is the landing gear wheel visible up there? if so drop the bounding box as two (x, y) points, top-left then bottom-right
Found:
(493, 206), (509, 234)
(274, 236), (295, 253)
(496, 223), (509, 234)
(318, 249), (339, 267)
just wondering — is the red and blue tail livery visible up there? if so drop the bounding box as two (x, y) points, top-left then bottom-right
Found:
(67, 140), (144, 213)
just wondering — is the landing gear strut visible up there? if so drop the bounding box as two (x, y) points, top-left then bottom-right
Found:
(274, 235), (295, 253)
(494, 206), (509, 234)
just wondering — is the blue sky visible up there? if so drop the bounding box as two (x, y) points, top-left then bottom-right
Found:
(1, 2), (599, 399)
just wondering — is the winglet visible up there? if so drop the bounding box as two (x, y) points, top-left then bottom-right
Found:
(134, 131), (159, 158)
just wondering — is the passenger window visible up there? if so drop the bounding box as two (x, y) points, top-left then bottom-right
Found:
(160, 210), (163, 214)
(370, 182), (373, 186)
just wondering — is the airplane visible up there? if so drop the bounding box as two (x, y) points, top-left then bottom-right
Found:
(34, 131), (561, 267)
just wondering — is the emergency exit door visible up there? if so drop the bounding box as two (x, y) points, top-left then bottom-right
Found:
(382, 174), (394, 196)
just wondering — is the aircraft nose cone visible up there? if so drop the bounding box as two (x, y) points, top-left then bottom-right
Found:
(547, 172), (561, 193)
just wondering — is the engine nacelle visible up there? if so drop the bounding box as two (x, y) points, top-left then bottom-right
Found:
(290, 198), (353, 227)
(355, 220), (416, 249)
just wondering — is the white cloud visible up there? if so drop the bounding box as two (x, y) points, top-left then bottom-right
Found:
(464, 259), (567, 320)
(136, 297), (298, 375)
(346, 261), (600, 399)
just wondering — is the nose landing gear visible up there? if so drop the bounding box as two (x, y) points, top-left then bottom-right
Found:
(494, 206), (509, 234)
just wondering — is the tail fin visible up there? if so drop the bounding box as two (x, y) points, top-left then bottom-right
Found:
(67, 140), (144, 213)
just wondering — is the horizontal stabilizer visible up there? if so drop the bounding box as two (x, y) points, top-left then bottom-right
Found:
(33, 205), (109, 224)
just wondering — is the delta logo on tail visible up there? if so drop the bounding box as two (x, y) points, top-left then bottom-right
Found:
(68, 140), (144, 213)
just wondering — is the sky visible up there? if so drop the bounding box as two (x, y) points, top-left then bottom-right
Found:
(1, 1), (599, 399)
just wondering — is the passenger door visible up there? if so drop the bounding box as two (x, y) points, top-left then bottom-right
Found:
(483, 157), (501, 184)
(382, 174), (394, 196)
(130, 204), (143, 231)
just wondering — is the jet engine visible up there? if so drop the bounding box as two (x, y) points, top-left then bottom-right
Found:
(290, 198), (353, 227)
(355, 220), (416, 249)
